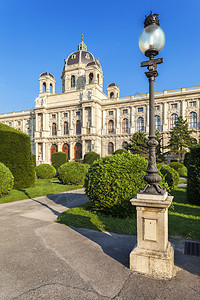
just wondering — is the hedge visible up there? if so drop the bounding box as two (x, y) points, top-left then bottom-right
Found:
(0, 163), (14, 197)
(0, 123), (35, 189)
(84, 152), (168, 218)
(52, 152), (67, 170)
(187, 144), (200, 205)
(184, 152), (191, 169)
(113, 149), (127, 155)
(35, 164), (56, 179)
(160, 165), (179, 190)
(31, 153), (36, 169)
(169, 162), (183, 171)
(58, 162), (90, 185)
(83, 152), (100, 165)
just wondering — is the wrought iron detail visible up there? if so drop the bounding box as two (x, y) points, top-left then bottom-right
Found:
(144, 11), (159, 28)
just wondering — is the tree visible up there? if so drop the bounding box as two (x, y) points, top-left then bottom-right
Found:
(126, 131), (148, 155)
(167, 116), (193, 162)
(155, 130), (166, 162)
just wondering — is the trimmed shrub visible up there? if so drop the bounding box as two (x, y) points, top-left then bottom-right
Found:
(160, 165), (179, 190)
(187, 144), (200, 205)
(169, 162), (183, 171)
(184, 152), (191, 169)
(0, 163), (14, 197)
(35, 164), (56, 179)
(83, 152), (100, 165)
(58, 162), (90, 185)
(52, 152), (67, 170)
(31, 153), (36, 169)
(0, 123), (35, 189)
(177, 166), (187, 177)
(113, 149), (127, 155)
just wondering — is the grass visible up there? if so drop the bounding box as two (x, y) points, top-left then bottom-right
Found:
(0, 178), (82, 203)
(58, 187), (200, 240)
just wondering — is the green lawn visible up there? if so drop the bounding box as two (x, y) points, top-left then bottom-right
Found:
(57, 187), (200, 240)
(0, 179), (82, 203)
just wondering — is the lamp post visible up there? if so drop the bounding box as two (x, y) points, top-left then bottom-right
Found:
(129, 13), (174, 279)
(139, 12), (166, 196)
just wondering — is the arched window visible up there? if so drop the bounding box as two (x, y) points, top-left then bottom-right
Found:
(42, 82), (46, 92)
(170, 113), (178, 129)
(62, 143), (70, 160)
(50, 144), (58, 161)
(52, 123), (57, 135)
(76, 120), (81, 134)
(155, 115), (161, 131)
(137, 117), (144, 131)
(50, 83), (52, 93)
(108, 142), (114, 155)
(122, 141), (128, 149)
(188, 112), (197, 128)
(71, 75), (76, 88)
(110, 92), (114, 99)
(122, 118), (129, 133)
(74, 143), (82, 159)
(97, 74), (100, 85)
(89, 73), (93, 84)
(108, 120), (114, 134)
(64, 121), (69, 135)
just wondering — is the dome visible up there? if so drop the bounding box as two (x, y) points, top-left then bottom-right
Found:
(86, 59), (101, 68)
(66, 50), (95, 66)
(107, 82), (118, 88)
(40, 72), (54, 79)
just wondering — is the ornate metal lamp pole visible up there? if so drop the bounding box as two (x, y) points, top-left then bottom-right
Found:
(139, 12), (166, 196)
(130, 13), (174, 279)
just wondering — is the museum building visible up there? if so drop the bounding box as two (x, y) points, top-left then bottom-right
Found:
(0, 38), (199, 165)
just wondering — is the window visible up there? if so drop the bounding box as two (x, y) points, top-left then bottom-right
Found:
(109, 111), (113, 116)
(62, 143), (70, 160)
(71, 54), (76, 59)
(50, 83), (52, 93)
(71, 75), (76, 88)
(108, 120), (114, 134)
(190, 101), (196, 107)
(123, 109), (128, 114)
(108, 142), (114, 155)
(52, 123), (57, 135)
(52, 114), (56, 119)
(171, 103), (178, 109)
(64, 112), (68, 118)
(122, 118), (129, 133)
(97, 74), (100, 85)
(89, 73), (93, 84)
(18, 121), (21, 125)
(155, 115), (161, 131)
(155, 105), (160, 110)
(42, 82), (46, 92)
(137, 117), (145, 131)
(74, 143), (82, 159)
(138, 107), (143, 112)
(188, 112), (197, 128)
(76, 120), (81, 134)
(85, 53), (90, 59)
(122, 141), (128, 149)
(64, 121), (69, 135)
(76, 111), (80, 116)
(170, 113), (178, 129)
(110, 92), (114, 99)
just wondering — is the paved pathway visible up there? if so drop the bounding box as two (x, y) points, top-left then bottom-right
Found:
(0, 189), (199, 299)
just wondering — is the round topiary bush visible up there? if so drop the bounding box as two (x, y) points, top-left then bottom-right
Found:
(169, 162), (183, 171)
(177, 166), (187, 177)
(160, 165), (179, 190)
(113, 149), (127, 155)
(35, 164), (56, 179)
(84, 153), (148, 217)
(58, 162), (90, 185)
(52, 152), (67, 170)
(0, 163), (14, 197)
(83, 152), (100, 165)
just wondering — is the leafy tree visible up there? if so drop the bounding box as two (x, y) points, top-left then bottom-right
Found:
(167, 116), (193, 162)
(126, 131), (148, 155)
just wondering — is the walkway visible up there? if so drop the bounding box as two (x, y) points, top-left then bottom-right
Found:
(0, 189), (199, 299)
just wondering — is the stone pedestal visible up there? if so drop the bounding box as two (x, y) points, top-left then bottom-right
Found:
(130, 193), (174, 279)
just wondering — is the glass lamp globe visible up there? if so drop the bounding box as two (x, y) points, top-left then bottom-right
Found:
(139, 24), (165, 57)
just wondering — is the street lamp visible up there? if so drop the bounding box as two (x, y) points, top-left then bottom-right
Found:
(139, 12), (166, 196)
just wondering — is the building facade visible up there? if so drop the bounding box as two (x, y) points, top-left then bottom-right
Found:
(0, 38), (199, 165)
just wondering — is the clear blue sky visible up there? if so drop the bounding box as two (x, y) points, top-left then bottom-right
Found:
(0, 0), (199, 113)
